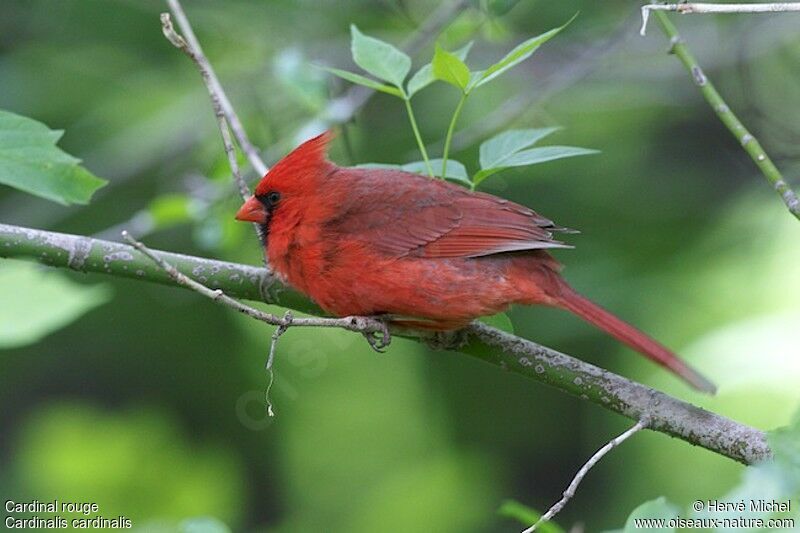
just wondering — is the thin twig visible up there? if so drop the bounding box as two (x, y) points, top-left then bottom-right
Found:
(647, 11), (800, 220)
(120, 230), (391, 346)
(265, 311), (293, 417)
(160, 12), (252, 201)
(641, 3), (800, 35)
(522, 419), (649, 533)
(165, 0), (268, 177)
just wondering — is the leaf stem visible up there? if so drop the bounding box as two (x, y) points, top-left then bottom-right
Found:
(403, 98), (433, 176)
(442, 92), (467, 179)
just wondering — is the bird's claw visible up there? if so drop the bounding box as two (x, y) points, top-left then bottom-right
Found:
(361, 317), (391, 353)
(425, 328), (470, 351)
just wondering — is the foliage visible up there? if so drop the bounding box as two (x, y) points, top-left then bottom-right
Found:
(475, 128), (598, 186)
(0, 109), (106, 204)
(432, 44), (471, 91)
(350, 24), (411, 89)
(0, 260), (110, 348)
(356, 159), (470, 185)
(325, 21), (596, 188)
(768, 403), (800, 493)
(408, 42), (473, 97)
(0, 106), (111, 344)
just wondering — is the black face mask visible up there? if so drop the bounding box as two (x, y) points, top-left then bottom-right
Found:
(255, 191), (281, 248)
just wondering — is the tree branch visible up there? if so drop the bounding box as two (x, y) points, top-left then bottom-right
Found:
(161, 1), (274, 256)
(644, 10), (800, 220)
(522, 419), (648, 533)
(0, 222), (772, 465)
(164, 0), (268, 178)
(641, 2), (800, 35)
(119, 230), (388, 341)
(160, 11), (252, 202)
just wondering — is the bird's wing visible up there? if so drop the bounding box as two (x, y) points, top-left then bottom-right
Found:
(328, 169), (574, 259)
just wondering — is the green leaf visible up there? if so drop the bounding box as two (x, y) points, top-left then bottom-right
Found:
(321, 67), (404, 97)
(350, 25), (411, 89)
(618, 497), (679, 533)
(471, 168), (502, 185)
(479, 313), (514, 334)
(406, 65), (435, 98)
(432, 44), (470, 91)
(473, 145), (599, 187)
(0, 109), (107, 204)
(498, 499), (562, 532)
(442, 174), (473, 187)
(357, 160), (471, 186)
(767, 404), (800, 492)
(354, 163), (404, 171)
(479, 127), (560, 169)
(404, 159), (470, 185)
(503, 146), (599, 166)
(466, 70), (484, 90)
(407, 42), (473, 97)
(474, 16), (575, 89)
(0, 260), (111, 349)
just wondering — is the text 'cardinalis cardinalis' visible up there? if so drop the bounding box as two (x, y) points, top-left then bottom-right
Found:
(236, 132), (714, 393)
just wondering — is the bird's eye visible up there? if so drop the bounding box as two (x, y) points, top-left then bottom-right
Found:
(259, 191), (281, 207)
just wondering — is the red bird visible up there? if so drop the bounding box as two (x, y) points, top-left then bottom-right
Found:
(236, 132), (714, 393)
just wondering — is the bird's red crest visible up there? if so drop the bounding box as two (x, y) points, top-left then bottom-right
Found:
(255, 131), (334, 196)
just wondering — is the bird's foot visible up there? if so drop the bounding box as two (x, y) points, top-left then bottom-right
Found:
(351, 316), (391, 353)
(424, 328), (471, 351)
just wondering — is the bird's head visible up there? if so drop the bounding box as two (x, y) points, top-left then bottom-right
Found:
(235, 131), (334, 234)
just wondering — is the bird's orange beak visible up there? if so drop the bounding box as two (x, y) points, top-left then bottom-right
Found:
(235, 196), (267, 223)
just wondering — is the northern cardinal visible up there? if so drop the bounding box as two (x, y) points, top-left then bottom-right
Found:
(236, 132), (714, 393)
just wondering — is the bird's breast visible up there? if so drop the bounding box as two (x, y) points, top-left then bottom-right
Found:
(267, 213), (341, 298)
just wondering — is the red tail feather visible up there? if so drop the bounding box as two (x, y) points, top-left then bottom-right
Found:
(555, 285), (716, 393)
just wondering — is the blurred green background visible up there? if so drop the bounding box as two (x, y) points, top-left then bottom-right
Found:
(1, 0), (799, 531)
